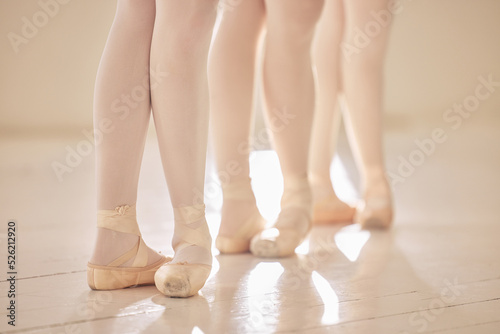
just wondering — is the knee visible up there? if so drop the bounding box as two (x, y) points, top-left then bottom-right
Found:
(159, 2), (218, 55)
(271, 2), (324, 43)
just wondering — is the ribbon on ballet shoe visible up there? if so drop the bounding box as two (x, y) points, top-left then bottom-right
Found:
(155, 204), (212, 297)
(95, 204), (151, 268)
(172, 204), (212, 266)
(88, 205), (170, 290)
(97, 204), (141, 236)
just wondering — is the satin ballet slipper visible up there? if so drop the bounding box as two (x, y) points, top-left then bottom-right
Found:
(155, 204), (212, 298)
(355, 196), (393, 229)
(216, 181), (266, 254)
(312, 195), (356, 225)
(250, 176), (312, 258)
(87, 205), (171, 290)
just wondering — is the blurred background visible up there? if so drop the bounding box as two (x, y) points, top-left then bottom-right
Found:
(1, 0), (499, 134)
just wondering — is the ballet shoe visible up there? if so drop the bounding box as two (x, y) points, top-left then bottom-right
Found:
(154, 204), (212, 298)
(87, 205), (171, 290)
(250, 226), (307, 258)
(216, 211), (266, 253)
(216, 181), (266, 254)
(312, 195), (356, 225)
(250, 176), (312, 258)
(355, 196), (393, 229)
(155, 263), (211, 298)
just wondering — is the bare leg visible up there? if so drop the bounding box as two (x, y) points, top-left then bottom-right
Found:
(150, 0), (218, 297)
(341, 0), (393, 228)
(310, 0), (355, 224)
(209, 0), (267, 253)
(251, 0), (324, 257)
(90, 0), (163, 270)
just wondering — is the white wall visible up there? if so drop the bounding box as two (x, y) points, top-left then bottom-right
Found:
(1, 0), (499, 134)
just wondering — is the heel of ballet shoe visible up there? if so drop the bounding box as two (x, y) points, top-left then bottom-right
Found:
(216, 236), (251, 254)
(88, 205), (170, 290)
(87, 256), (171, 290)
(355, 197), (393, 229)
(217, 180), (266, 254)
(154, 263), (211, 298)
(216, 213), (266, 254)
(250, 176), (312, 258)
(312, 197), (356, 225)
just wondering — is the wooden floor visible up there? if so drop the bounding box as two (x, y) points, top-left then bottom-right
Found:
(1, 112), (499, 333)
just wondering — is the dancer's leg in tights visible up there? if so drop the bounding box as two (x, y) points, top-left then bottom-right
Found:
(88, 0), (218, 296)
(89, 0), (164, 273)
(150, 0), (218, 297)
(251, 0), (325, 257)
(341, 0), (393, 228)
(309, 0), (355, 224)
(208, 0), (267, 254)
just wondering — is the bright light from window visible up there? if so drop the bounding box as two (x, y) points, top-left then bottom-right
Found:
(334, 224), (371, 262)
(247, 262), (284, 295)
(312, 271), (339, 325)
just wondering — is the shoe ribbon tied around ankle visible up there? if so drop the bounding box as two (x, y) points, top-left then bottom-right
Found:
(96, 204), (147, 267)
(97, 205), (140, 236)
(172, 204), (212, 264)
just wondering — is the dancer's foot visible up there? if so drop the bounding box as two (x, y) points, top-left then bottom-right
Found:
(87, 205), (170, 290)
(216, 179), (266, 254)
(154, 204), (212, 298)
(313, 195), (356, 224)
(250, 176), (311, 258)
(356, 175), (393, 229)
(310, 177), (355, 224)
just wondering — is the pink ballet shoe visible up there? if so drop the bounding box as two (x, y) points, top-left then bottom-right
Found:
(215, 180), (266, 254)
(87, 205), (171, 290)
(154, 205), (212, 298)
(312, 195), (356, 225)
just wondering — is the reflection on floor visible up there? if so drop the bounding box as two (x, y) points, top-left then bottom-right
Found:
(0, 114), (499, 333)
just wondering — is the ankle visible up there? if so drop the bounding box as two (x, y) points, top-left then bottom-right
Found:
(172, 205), (212, 266)
(362, 174), (391, 199)
(90, 228), (139, 266)
(90, 204), (165, 267)
(273, 176), (312, 232)
(282, 175), (312, 209)
(221, 178), (255, 200)
(309, 176), (338, 203)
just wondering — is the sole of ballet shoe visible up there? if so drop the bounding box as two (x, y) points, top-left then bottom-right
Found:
(154, 263), (211, 298)
(250, 229), (305, 258)
(87, 256), (171, 290)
